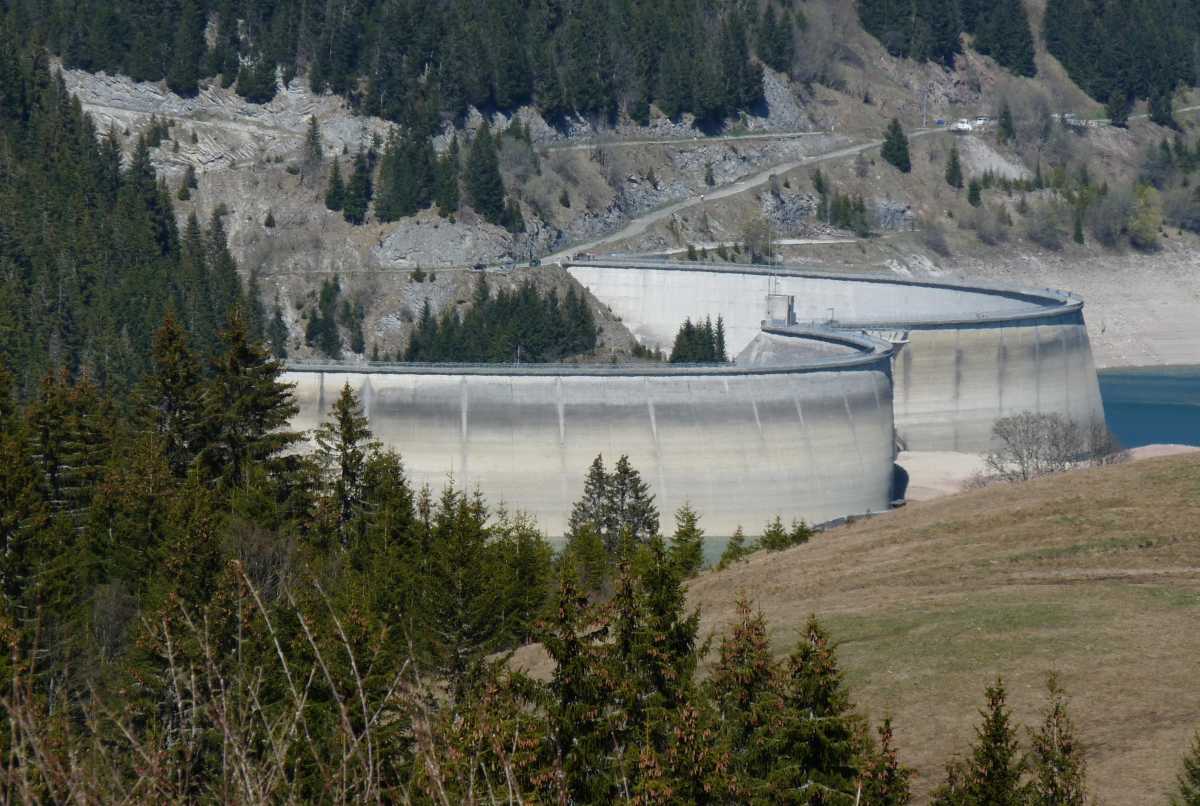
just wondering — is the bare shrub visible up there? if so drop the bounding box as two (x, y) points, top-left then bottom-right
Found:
(922, 217), (952, 257)
(1164, 186), (1200, 233)
(1088, 187), (1135, 247)
(972, 206), (1009, 245)
(985, 412), (1123, 482)
(1025, 201), (1066, 250)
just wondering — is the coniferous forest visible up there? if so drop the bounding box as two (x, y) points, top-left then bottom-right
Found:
(405, 276), (598, 363)
(9, 0), (775, 131)
(859, 0), (1200, 107)
(0, 40), (250, 398)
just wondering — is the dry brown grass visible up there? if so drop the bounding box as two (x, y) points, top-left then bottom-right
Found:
(510, 454), (1200, 802)
(687, 453), (1200, 803)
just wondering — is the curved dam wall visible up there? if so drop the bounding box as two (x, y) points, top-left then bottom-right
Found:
(565, 259), (1105, 452)
(285, 332), (896, 537)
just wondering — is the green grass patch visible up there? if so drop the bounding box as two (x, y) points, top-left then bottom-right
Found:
(1004, 535), (1165, 563)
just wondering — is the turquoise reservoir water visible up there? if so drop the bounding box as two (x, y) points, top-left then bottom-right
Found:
(1098, 365), (1200, 449)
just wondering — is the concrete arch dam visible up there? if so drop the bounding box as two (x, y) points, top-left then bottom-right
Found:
(286, 329), (898, 537)
(563, 259), (1105, 453)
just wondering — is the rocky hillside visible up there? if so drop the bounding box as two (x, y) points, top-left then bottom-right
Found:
(54, 0), (1200, 366)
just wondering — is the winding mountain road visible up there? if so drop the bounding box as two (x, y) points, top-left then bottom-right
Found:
(545, 128), (943, 262)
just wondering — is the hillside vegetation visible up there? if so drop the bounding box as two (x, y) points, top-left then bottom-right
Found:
(684, 454), (1200, 802)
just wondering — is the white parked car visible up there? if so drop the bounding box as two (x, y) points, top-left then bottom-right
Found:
(952, 118), (973, 133)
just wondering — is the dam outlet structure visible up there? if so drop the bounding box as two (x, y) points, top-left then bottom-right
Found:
(563, 259), (1105, 453)
(286, 328), (898, 537)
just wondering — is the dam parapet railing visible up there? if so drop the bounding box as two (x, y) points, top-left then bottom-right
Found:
(561, 256), (1086, 327)
(285, 328), (897, 378)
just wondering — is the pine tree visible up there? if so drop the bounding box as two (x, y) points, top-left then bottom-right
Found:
(466, 122), (506, 224)
(1029, 675), (1088, 806)
(882, 119), (911, 173)
(946, 145), (964, 189)
(1172, 730), (1200, 806)
(669, 503), (705, 577)
(325, 159), (346, 211)
(314, 383), (379, 544)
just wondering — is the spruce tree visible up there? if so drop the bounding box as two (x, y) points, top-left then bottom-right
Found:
(567, 455), (614, 545)
(543, 562), (614, 803)
(668, 502), (705, 577)
(1172, 730), (1200, 806)
(946, 145), (964, 189)
(197, 311), (300, 488)
(882, 119), (911, 173)
(764, 615), (863, 801)
(1029, 675), (1088, 806)
(466, 122), (506, 224)
(758, 514), (790, 551)
(435, 135), (462, 216)
(709, 596), (776, 789)
(999, 99), (1016, 143)
(166, 0), (204, 97)
(934, 678), (1028, 805)
(863, 719), (913, 805)
(608, 455), (659, 552)
(304, 115), (323, 170)
(207, 215), (243, 330)
(136, 311), (205, 478)
(717, 525), (753, 569)
(268, 298), (289, 359)
(314, 383), (379, 544)
(968, 179), (983, 207)
(427, 488), (505, 686)
(325, 159), (346, 211)
(343, 150), (373, 225)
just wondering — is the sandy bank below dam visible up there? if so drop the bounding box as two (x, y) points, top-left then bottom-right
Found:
(948, 245), (1200, 370)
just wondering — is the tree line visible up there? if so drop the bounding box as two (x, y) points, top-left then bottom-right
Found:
(1043, 0), (1200, 114)
(326, 120), (525, 231)
(858, 0), (1035, 76)
(860, 0), (1200, 111)
(404, 276), (598, 363)
(668, 316), (729, 363)
(12, 0), (813, 134)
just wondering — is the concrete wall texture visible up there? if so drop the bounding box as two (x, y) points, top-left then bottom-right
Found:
(566, 260), (1105, 452)
(286, 259), (1105, 534)
(286, 332), (897, 536)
